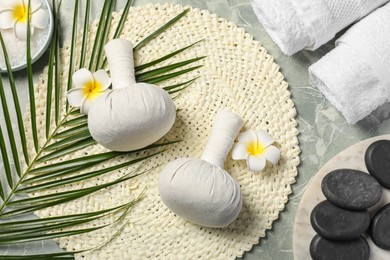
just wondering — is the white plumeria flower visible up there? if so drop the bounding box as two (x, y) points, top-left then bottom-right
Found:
(67, 68), (111, 115)
(232, 130), (280, 172)
(0, 0), (49, 41)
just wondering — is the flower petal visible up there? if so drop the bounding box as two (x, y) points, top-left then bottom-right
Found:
(232, 143), (248, 160)
(256, 130), (274, 147)
(30, 8), (48, 29)
(0, 10), (16, 29)
(72, 68), (94, 88)
(237, 130), (257, 143)
(263, 145), (281, 165)
(67, 88), (84, 107)
(93, 70), (111, 90)
(14, 21), (34, 41)
(1, 0), (23, 10)
(80, 98), (93, 115)
(247, 155), (266, 172)
(29, 0), (41, 12)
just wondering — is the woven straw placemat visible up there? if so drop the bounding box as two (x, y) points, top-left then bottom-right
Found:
(25, 3), (300, 259)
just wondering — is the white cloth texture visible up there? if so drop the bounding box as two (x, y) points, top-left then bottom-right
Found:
(251, 0), (389, 55)
(309, 3), (390, 124)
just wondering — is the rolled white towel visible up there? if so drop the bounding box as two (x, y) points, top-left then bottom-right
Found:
(309, 3), (390, 124)
(251, 0), (389, 55)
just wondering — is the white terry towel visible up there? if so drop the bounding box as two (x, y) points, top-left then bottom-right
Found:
(251, 0), (389, 55)
(309, 3), (390, 124)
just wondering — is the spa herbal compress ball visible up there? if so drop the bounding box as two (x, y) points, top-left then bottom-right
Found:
(159, 110), (244, 228)
(88, 39), (176, 151)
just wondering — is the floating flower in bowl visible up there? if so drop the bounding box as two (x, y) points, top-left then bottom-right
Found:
(232, 129), (280, 172)
(0, 0), (53, 72)
(0, 0), (49, 40)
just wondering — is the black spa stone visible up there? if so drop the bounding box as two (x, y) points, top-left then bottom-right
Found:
(310, 234), (370, 260)
(310, 200), (370, 241)
(371, 203), (390, 250)
(365, 139), (390, 189)
(321, 169), (382, 210)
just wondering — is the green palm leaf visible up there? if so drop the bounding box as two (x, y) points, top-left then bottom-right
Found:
(0, 34), (29, 164)
(134, 9), (189, 51)
(0, 126), (12, 191)
(0, 74), (19, 179)
(79, 0), (91, 68)
(95, 0), (117, 70)
(0, 0), (203, 258)
(44, 129), (91, 151)
(61, 115), (88, 127)
(66, 0), (79, 95)
(54, 1), (62, 124)
(36, 137), (96, 163)
(88, 0), (110, 70)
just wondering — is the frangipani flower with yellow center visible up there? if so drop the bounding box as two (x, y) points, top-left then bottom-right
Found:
(232, 130), (280, 172)
(0, 0), (49, 40)
(67, 68), (111, 115)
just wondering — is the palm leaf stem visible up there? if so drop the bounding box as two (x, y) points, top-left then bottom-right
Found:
(0, 109), (80, 214)
(54, 1), (62, 124)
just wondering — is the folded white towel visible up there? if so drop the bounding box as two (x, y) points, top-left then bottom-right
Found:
(309, 3), (390, 124)
(251, 0), (389, 55)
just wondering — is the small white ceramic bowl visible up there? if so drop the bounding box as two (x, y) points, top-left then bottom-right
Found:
(0, 0), (54, 73)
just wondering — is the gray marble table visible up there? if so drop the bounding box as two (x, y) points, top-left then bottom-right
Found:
(1, 0), (390, 259)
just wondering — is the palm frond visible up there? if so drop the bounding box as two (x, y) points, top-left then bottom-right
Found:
(27, 0), (38, 152)
(136, 56), (206, 81)
(79, 0), (91, 68)
(101, 0), (133, 68)
(95, 0), (117, 70)
(52, 123), (89, 139)
(0, 1), (202, 257)
(54, 1), (62, 124)
(44, 130), (91, 151)
(0, 33), (29, 164)
(61, 115), (88, 127)
(46, 0), (62, 137)
(0, 126), (12, 192)
(36, 137), (96, 163)
(88, 0), (110, 70)
(164, 77), (199, 95)
(135, 40), (203, 72)
(134, 9), (189, 51)
(18, 154), (155, 193)
(0, 58), (21, 177)
(142, 65), (203, 85)
(66, 0), (79, 93)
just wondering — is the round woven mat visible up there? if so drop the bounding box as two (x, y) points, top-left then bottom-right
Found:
(27, 3), (300, 259)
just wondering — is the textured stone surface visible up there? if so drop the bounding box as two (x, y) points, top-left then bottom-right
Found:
(365, 140), (390, 189)
(371, 203), (390, 250)
(310, 200), (370, 240)
(310, 235), (370, 260)
(321, 169), (382, 210)
(294, 135), (390, 260)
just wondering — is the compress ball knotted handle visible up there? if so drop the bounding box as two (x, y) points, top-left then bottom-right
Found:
(105, 39), (136, 89)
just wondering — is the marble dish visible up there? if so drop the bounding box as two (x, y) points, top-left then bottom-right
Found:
(293, 134), (390, 260)
(0, 0), (54, 72)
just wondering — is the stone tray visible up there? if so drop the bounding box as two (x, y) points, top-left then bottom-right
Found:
(293, 134), (390, 260)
